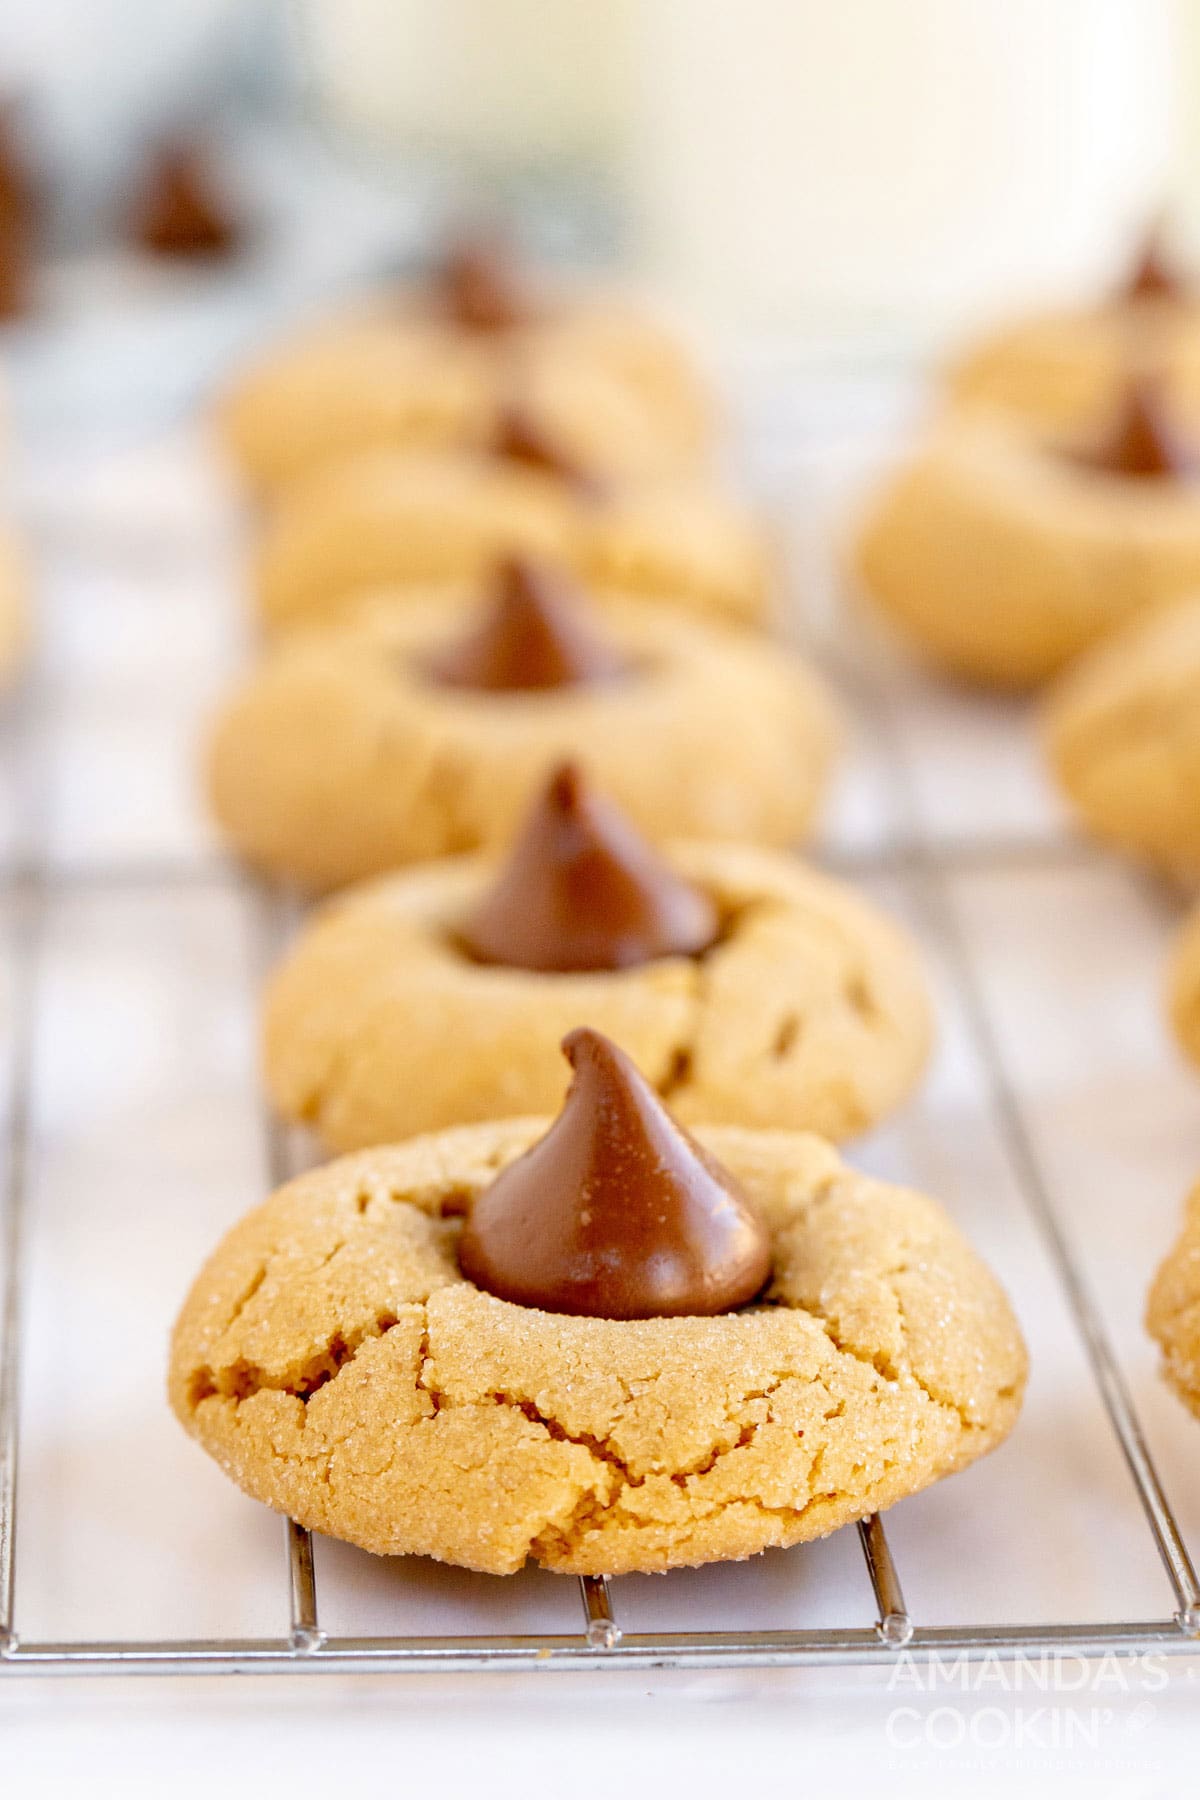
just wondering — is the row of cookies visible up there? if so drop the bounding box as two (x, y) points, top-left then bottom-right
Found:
(852, 230), (1200, 1429)
(172, 237), (1028, 1576)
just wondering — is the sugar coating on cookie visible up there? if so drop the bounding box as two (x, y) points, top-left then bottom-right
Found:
(169, 1121), (1027, 1575)
(207, 600), (841, 889)
(855, 415), (1200, 689)
(252, 448), (770, 636)
(1147, 1184), (1200, 1422)
(262, 839), (932, 1148)
(1043, 594), (1200, 876)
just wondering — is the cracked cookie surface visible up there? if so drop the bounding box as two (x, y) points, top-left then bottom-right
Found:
(252, 449), (769, 636)
(206, 600), (840, 890)
(855, 417), (1200, 688)
(169, 1122), (1027, 1575)
(1147, 1183), (1200, 1421)
(1044, 595), (1200, 877)
(263, 841), (932, 1148)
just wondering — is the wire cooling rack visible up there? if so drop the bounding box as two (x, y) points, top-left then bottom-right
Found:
(2, 426), (1200, 1678)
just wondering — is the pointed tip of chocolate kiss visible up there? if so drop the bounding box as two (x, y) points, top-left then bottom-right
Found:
(491, 405), (604, 498)
(438, 232), (530, 333)
(423, 557), (629, 692)
(459, 760), (719, 972)
(457, 1027), (772, 1319)
(1125, 229), (1182, 302)
(133, 142), (238, 259)
(1080, 376), (1196, 480)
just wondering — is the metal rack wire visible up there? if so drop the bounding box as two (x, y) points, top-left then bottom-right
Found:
(2, 580), (1200, 1678)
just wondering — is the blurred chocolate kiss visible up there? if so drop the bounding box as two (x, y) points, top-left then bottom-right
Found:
(1124, 229), (1183, 303)
(423, 557), (629, 691)
(438, 234), (531, 333)
(131, 141), (238, 259)
(1078, 375), (1195, 480)
(492, 404), (604, 497)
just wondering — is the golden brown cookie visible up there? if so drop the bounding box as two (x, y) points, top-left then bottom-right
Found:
(0, 528), (28, 689)
(217, 289), (710, 497)
(1166, 905), (1200, 1070)
(169, 1120), (1027, 1575)
(252, 448), (769, 635)
(263, 839), (932, 1150)
(946, 228), (1200, 439)
(855, 414), (1200, 688)
(947, 301), (1200, 438)
(1147, 1183), (1200, 1421)
(207, 599), (841, 890)
(1043, 595), (1200, 876)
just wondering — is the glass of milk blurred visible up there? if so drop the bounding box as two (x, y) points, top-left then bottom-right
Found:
(300, 0), (1179, 338)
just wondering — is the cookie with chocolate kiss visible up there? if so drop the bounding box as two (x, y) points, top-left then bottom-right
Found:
(170, 1098), (1026, 1572)
(423, 556), (629, 691)
(458, 1028), (771, 1319)
(249, 428), (768, 640)
(947, 220), (1200, 445)
(208, 581), (840, 887)
(857, 374), (1200, 688)
(218, 229), (712, 495)
(459, 762), (718, 973)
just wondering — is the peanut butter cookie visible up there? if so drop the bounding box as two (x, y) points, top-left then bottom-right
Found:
(1043, 594), (1200, 876)
(0, 528), (28, 688)
(1147, 1184), (1200, 1422)
(169, 1116), (1026, 1575)
(1166, 905), (1200, 1071)
(947, 238), (1200, 437)
(855, 402), (1200, 689)
(207, 581), (840, 890)
(264, 834), (931, 1150)
(217, 242), (710, 495)
(252, 447), (769, 635)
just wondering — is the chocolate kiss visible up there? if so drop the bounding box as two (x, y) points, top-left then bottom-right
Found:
(0, 101), (37, 236)
(0, 103), (36, 319)
(1125, 231), (1182, 302)
(1080, 377), (1195, 480)
(457, 1028), (772, 1318)
(423, 557), (628, 691)
(492, 404), (603, 498)
(133, 143), (237, 259)
(438, 235), (529, 333)
(459, 762), (719, 972)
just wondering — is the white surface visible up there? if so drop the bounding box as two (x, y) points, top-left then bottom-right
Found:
(2, 413), (1200, 1794)
(628, 0), (1175, 334)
